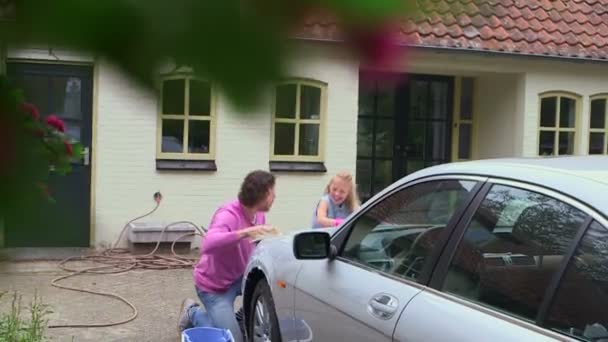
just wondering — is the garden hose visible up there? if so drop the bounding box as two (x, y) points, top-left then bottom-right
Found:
(48, 199), (206, 329)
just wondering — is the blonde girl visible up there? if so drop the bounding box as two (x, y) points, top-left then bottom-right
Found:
(311, 171), (360, 228)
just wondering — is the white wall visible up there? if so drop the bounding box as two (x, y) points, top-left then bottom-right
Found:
(523, 67), (608, 156)
(474, 73), (525, 159)
(513, 74), (527, 155)
(93, 45), (359, 247)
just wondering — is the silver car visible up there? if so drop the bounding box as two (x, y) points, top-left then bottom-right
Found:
(242, 156), (608, 342)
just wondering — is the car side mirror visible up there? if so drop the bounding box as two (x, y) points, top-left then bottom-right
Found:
(293, 231), (331, 260)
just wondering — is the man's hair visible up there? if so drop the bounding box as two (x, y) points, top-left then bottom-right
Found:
(238, 170), (276, 207)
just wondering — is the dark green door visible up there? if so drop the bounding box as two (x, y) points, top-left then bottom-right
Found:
(5, 63), (92, 247)
(357, 72), (453, 202)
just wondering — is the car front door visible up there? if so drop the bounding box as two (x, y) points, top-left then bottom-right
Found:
(293, 176), (483, 341)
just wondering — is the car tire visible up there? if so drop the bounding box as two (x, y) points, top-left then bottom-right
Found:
(247, 279), (282, 342)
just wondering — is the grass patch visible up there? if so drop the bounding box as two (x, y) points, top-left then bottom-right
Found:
(0, 291), (52, 342)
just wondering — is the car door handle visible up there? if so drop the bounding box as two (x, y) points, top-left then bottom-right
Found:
(367, 294), (399, 320)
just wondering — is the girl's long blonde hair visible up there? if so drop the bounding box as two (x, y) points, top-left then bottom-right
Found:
(324, 171), (360, 212)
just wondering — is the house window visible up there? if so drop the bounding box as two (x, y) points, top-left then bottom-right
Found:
(589, 96), (608, 155)
(157, 76), (215, 162)
(538, 93), (580, 156)
(271, 80), (326, 162)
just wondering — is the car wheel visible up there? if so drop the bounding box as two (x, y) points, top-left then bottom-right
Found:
(247, 279), (282, 342)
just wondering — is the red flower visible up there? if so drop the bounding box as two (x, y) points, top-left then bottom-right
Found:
(64, 140), (73, 156)
(21, 103), (40, 120)
(46, 115), (65, 132)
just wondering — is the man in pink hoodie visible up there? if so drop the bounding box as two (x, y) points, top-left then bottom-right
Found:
(177, 170), (276, 342)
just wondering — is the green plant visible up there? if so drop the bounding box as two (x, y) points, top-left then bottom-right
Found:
(0, 75), (83, 207)
(0, 291), (52, 342)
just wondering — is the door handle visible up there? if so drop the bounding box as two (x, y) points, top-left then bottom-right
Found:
(82, 147), (90, 166)
(367, 293), (399, 320)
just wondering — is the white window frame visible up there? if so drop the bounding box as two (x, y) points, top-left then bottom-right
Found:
(589, 94), (608, 155)
(270, 79), (327, 162)
(538, 91), (581, 156)
(156, 74), (216, 160)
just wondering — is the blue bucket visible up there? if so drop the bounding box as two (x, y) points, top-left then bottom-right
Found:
(181, 327), (234, 342)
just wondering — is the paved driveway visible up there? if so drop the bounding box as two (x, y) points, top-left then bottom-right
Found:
(0, 260), (236, 342)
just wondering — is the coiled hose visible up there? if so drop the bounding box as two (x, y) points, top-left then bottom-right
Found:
(48, 201), (206, 328)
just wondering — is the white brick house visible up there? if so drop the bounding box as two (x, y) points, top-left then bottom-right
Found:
(2, 0), (608, 247)
(1, 45), (362, 248)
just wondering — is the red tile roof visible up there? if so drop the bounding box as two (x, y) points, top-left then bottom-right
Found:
(294, 0), (608, 61)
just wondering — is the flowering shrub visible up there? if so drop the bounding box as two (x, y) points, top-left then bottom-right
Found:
(0, 75), (83, 203)
(24, 109), (82, 177)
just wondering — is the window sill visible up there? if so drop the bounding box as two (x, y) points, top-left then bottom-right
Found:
(269, 161), (327, 173)
(156, 159), (217, 171)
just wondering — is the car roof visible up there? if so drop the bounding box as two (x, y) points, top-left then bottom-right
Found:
(389, 156), (608, 217)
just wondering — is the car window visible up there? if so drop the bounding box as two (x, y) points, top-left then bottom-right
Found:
(340, 179), (478, 282)
(441, 184), (588, 322)
(545, 221), (608, 341)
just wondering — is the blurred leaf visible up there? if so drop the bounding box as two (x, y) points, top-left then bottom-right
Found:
(325, 0), (412, 23)
(3, 0), (289, 109)
(1, 0), (410, 109)
(71, 142), (83, 159)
